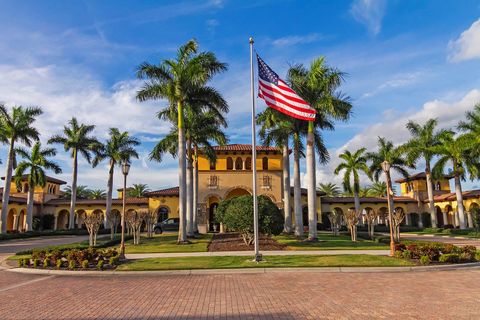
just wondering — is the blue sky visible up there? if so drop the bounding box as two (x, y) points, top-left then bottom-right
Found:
(0, 0), (480, 192)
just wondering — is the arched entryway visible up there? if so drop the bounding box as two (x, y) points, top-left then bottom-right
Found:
(445, 205), (454, 226)
(57, 209), (69, 230)
(156, 206), (169, 223)
(17, 210), (26, 231)
(206, 195), (221, 232)
(6, 209), (16, 232)
(378, 207), (388, 225)
(224, 187), (251, 199)
(435, 206), (444, 227)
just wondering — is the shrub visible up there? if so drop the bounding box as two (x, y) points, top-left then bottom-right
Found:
(402, 250), (412, 259)
(441, 244), (455, 254)
(43, 258), (50, 268)
(81, 260), (89, 269)
(56, 259), (63, 269)
(394, 250), (404, 259)
(458, 246), (476, 262)
(394, 243), (406, 252)
(218, 195), (283, 245)
(68, 260), (76, 270)
(423, 227), (443, 233)
(420, 255), (430, 265)
(109, 256), (120, 266)
(97, 260), (104, 270)
(439, 254), (459, 263)
(33, 259), (40, 268)
(18, 259), (25, 267)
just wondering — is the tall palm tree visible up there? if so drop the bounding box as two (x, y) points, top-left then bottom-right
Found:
(432, 132), (480, 229)
(48, 118), (101, 229)
(14, 142), (61, 231)
(288, 57), (352, 240)
(151, 110), (227, 235)
(366, 181), (391, 197)
(127, 184), (150, 198)
(136, 39), (227, 243)
(89, 189), (106, 200)
(334, 148), (371, 213)
(317, 182), (341, 197)
(92, 128), (139, 223)
(458, 103), (480, 151)
(366, 137), (411, 224)
(0, 105), (42, 233)
(61, 185), (91, 199)
(258, 109), (294, 233)
(402, 119), (450, 228)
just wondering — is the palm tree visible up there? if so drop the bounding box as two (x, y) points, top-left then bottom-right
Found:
(334, 148), (371, 213)
(366, 137), (411, 243)
(92, 128), (139, 223)
(127, 184), (150, 198)
(402, 119), (450, 228)
(317, 183), (341, 197)
(366, 181), (391, 197)
(432, 132), (480, 229)
(0, 105), (42, 233)
(288, 57), (352, 240)
(258, 109), (294, 233)
(48, 118), (101, 229)
(14, 142), (61, 231)
(89, 189), (106, 200)
(62, 185), (91, 199)
(136, 39), (227, 243)
(151, 110), (227, 235)
(458, 103), (480, 152)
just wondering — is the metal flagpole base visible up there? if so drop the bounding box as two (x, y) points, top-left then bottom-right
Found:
(253, 253), (263, 263)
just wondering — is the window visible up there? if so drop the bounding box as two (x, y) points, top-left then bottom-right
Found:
(158, 207), (169, 222)
(210, 161), (216, 170)
(262, 157), (269, 170)
(262, 175), (272, 189)
(235, 157), (243, 170)
(245, 157), (252, 170)
(208, 175), (219, 189)
(226, 157), (233, 170)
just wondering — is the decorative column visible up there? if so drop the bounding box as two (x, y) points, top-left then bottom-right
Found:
(418, 214), (424, 228)
(12, 214), (19, 232)
(53, 213), (58, 230)
(242, 159), (246, 170)
(405, 213), (411, 226)
(442, 210), (448, 227)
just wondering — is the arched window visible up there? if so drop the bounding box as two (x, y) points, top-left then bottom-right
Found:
(235, 157), (243, 170)
(435, 182), (441, 191)
(158, 207), (169, 222)
(245, 157), (252, 170)
(210, 161), (216, 170)
(226, 157), (233, 170)
(262, 157), (269, 170)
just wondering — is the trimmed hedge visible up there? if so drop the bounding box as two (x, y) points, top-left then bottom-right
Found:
(394, 242), (477, 264)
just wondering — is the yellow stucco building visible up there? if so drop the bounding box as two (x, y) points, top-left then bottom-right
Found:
(1, 144), (479, 232)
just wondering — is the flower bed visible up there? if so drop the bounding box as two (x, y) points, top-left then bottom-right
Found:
(394, 242), (478, 265)
(18, 247), (121, 270)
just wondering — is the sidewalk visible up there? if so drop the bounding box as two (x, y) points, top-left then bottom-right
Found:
(126, 249), (390, 259)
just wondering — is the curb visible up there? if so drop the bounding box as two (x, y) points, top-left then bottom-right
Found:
(6, 262), (480, 277)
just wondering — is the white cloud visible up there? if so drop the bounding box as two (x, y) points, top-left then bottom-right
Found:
(448, 18), (480, 62)
(350, 0), (386, 36)
(361, 71), (424, 98)
(316, 89), (480, 187)
(272, 33), (323, 47)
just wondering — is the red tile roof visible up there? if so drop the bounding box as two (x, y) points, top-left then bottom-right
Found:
(321, 196), (417, 204)
(431, 189), (480, 202)
(145, 187), (179, 197)
(1, 175), (67, 185)
(211, 144), (280, 152)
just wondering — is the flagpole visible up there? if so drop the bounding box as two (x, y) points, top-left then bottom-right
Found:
(249, 37), (261, 262)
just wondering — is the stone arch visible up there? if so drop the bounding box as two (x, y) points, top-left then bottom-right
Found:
(6, 208), (17, 232)
(224, 186), (252, 199)
(333, 207), (344, 215)
(226, 157), (233, 170)
(235, 157), (243, 170)
(57, 209), (69, 230)
(262, 193), (277, 203)
(155, 206), (170, 222)
(468, 202), (480, 212)
(378, 207), (388, 224)
(203, 193), (222, 204)
(444, 205), (454, 226)
(17, 209), (26, 231)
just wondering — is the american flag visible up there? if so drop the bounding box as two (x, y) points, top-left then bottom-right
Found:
(257, 54), (316, 121)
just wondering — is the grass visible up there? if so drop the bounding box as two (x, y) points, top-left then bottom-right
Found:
(274, 233), (388, 250)
(123, 233), (213, 254)
(117, 254), (414, 271)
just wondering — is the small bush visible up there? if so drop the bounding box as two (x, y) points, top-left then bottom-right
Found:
(56, 259), (63, 269)
(439, 254), (459, 263)
(81, 260), (89, 269)
(97, 260), (104, 270)
(109, 256), (120, 266)
(420, 255), (430, 265)
(68, 260), (76, 270)
(33, 259), (40, 268)
(423, 227), (443, 233)
(402, 250), (412, 259)
(43, 258), (50, 268)
(18, 259), (25, 267)
(442, 224), (454, 229)
(394, 250), (404, 259)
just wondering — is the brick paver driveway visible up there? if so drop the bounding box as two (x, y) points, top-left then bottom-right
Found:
(1, 268), (479, 319)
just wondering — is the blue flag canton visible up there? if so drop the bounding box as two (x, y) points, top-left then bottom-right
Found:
(257, 55), (279, 85)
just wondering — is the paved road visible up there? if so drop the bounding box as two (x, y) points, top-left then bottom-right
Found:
(0, 267), (479, 319)
(399, 233), (480, 248)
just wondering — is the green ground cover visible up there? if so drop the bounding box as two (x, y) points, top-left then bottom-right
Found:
(117, 254), (413, 271)
(274, 233), (388, 250)
(123, 233), (213, 253)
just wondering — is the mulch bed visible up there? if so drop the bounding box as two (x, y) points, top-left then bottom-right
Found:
(208, 233), (287, 252)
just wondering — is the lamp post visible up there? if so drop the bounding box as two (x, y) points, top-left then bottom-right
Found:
(381, 160), (395, 257)
(119, 160), (131, 259)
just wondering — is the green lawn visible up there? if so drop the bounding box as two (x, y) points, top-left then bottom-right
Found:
(123, 233), (213, 253)
(117, 254), (413, 271)
(274, 233), (388, 250)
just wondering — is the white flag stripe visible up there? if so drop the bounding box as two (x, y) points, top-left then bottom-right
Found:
(259, 80), (314, 111)
(259, 78), (310, 106)
(259, 92), (316, 119)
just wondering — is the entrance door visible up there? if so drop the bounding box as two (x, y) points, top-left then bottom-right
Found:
(209, 203), (220, 232)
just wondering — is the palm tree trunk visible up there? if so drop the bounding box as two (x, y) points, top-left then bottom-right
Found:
(425, 163), (437, 228)
(454, 173), (467, 229)
(26, 187), (34, 232)
(353, 191), (361, 214)
(193, 146), (199, 234)
(186, 140), (194, 237)
(293, 135), (303, 237)
(177, 101), (187, 243)
(282, 142), (292, 233)
(69, 149), (78, 229)
(306, 126), (317, 240)
(106, 160), (114, 229)
(1, 138), (15, 233)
